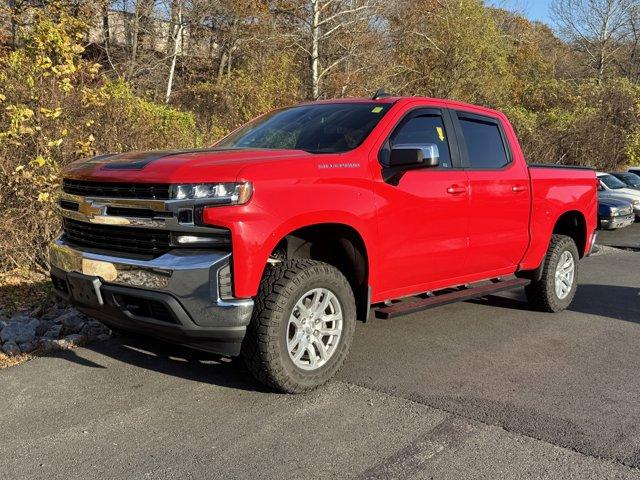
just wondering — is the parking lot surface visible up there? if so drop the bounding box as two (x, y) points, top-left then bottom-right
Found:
(2, 226), (640, 479)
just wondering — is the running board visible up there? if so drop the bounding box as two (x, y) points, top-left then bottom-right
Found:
(374, 277), (530, 319)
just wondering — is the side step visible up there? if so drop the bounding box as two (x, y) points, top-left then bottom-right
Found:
(374, 277), (530, 319)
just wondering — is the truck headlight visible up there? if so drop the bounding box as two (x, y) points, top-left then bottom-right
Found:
(171, 182), (252, 205)
(610, 207), (618, 215)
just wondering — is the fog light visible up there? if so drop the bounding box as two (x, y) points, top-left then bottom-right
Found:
(172, 233), (230, 248)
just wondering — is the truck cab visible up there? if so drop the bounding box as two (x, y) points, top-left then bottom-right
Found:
(50, 96), (598, 392)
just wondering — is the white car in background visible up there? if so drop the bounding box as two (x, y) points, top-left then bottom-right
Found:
(597, 172), (640, 219)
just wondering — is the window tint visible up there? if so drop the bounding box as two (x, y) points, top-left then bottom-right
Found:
(388, 115), (452, 168)
(458, 117), (509, 169)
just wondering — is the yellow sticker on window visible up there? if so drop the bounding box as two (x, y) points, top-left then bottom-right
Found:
(371, 106), (383, 113)
(436, 126), (445, 142)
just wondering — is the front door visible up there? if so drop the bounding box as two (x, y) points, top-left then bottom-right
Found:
(373, 108), (470, 298)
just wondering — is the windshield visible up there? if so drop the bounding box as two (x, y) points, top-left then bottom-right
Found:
(216, 103), (392, 153)
(616, 173), (640, 187)
(600, 174), (627, 189)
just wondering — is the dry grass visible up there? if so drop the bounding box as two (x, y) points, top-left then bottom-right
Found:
(0, 270), (56, 315)
(0, 352), (31, 368)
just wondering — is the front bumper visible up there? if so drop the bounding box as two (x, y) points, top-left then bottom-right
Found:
(49, 238), (254, 356)
(600, 213), (635, 230)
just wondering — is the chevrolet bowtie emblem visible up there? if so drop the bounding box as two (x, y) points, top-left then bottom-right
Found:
(77, 199), (107, 217)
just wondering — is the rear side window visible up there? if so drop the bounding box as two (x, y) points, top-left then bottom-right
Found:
(388, 114), (452, 168)
(458, 116), (510, 169)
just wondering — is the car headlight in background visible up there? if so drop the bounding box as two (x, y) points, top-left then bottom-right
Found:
(610, 207), (619, 215)
(171, 182), (253, 205)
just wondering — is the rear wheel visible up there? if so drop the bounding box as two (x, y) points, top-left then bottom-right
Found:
(525, 234), (579, 312)
(241, 259), (356, 393)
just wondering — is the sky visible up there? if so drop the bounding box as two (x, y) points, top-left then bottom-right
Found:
(488, 0), (554, 25)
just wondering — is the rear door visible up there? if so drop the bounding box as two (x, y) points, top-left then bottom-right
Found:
(452, 110), (530, 275)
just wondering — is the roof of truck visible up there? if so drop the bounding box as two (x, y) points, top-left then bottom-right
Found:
(299, 96), (505, 118)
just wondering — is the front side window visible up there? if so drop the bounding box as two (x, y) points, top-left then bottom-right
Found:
(600, 174), (626, 189)
(458, 116), (510, 169)
(216, 103), (391, 154)
(384, 114), (452, 168)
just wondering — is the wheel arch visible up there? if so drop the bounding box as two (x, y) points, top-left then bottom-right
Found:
(518, 209), (588, 281)
(552, 210), (587, 257)
(267, 222), (371, 321)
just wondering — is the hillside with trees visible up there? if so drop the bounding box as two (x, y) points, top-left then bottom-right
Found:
(1, 0), (640, 275)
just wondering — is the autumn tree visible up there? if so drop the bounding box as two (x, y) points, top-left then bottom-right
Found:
(387, 0), (513, 106)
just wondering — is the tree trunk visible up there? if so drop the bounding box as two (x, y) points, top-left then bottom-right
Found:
(102, 3), (110, 47)
(8, 0), (18, 48)
(310, 0), (321, 100)
(165, 2), (183, 103)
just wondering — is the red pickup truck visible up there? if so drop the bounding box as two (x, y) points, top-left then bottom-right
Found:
(50, 96), (598, 392)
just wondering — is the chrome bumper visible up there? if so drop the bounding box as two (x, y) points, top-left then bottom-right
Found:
(49, 237), (254, 355)
(600, 213), (635, 230)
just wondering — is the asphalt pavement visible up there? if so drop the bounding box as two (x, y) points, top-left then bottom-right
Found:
(2, 225), (640, 479)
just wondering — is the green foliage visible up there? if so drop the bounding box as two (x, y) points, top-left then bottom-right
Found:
(99, 81), (202, 151)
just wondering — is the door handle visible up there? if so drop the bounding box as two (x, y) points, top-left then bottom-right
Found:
(512, 185), (527, 193)
(446, 185), (467, 195)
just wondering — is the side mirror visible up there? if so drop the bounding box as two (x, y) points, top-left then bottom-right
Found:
(387, 144), (439, 168)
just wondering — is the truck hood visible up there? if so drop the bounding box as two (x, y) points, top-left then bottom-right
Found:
(598, 195), (633, 208)
(62, 148), (313, 183)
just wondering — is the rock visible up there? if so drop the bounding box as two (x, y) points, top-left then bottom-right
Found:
(58, 310), (86, 335)
(63, 334), (86, 346)
(37, 338), (56, 353)
(80, 319), (110, 340)
(0, 318), (39, 344)
(38, 335), (84, 352)
(0, 320), (7, 330)
(44, 324), (63, 339)
(40, 307), (67, 322)
(30, 306), (44, 318)
(7, 314), (34, 324)
(19, 342), (36, 353)
(96, 333), (111, 342)
(2, 341), (21, 356)
(36, 319), (54, 336)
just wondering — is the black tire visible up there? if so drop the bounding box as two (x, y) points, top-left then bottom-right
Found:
(525, 234), (579, 312)
(241, 259), (356, 393)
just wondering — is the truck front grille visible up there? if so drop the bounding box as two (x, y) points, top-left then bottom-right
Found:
(63, 179), (171, 199)
(62, 218), (171, 256)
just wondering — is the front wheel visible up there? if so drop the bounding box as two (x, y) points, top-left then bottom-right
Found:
(241, 259), (356, 393)
(525, 234), (579, 312)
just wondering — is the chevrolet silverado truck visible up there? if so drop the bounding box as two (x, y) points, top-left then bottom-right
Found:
(50, 96), (598, 393)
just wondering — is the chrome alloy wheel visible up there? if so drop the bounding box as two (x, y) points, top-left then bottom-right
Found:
(554, 250), (575, 300)
(287, 288), (343, 371)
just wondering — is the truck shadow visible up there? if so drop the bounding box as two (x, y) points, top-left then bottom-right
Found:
(51, 334), (269, 393)
(468, 283), (640, 324)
